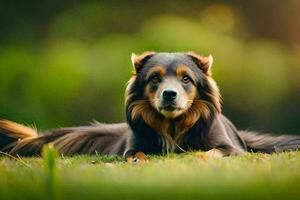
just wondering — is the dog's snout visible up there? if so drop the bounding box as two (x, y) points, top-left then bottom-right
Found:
(162, 90), (178, 102)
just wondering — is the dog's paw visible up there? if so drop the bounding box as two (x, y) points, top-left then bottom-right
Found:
(126, 152), (150, 164)
(204, 148), (224, 158)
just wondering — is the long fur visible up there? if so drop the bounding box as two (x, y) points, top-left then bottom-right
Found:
(0, 119), (38, 152)
(0, 120), (129, 156)
(240, 131), (300, 153)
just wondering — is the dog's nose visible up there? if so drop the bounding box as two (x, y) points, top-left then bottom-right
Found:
(162, 90), (178, 102)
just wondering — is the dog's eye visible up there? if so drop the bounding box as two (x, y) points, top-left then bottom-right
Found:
(151, 75), (160, 84)
(182, 75), (191, 84)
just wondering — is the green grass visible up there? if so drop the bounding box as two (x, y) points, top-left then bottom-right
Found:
(1, 151), (300, 200)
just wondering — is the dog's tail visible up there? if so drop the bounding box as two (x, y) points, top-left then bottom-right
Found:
(0, 119), (39, 153)
(0, 119), (128, 156)
(239, 130), (300, 153)
(0, 119), (58, 156)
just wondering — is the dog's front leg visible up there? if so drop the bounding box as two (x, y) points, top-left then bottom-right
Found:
(124, 149), (150, 164)
(205, 148), (225, 158)
(205, 145), (245, 158)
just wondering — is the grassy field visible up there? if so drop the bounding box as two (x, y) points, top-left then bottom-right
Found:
(1, 150), (300, 200)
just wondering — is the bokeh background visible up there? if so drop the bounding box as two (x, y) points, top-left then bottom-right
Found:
(0, 0), (299, 135)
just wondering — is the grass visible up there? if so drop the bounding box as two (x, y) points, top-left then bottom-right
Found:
(1, 151), (300, 200)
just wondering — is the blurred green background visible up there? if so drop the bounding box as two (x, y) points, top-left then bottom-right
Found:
(0, 0), (299, 134)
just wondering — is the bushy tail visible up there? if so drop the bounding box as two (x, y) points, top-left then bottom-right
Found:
(0, 120), (38, 139)
(0, 119), (128, 156)
(0, 119), (49, 156)
(240, 131), (300, 153)
(0, 119), (38, 152)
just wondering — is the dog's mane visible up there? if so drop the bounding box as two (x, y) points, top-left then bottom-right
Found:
(125, 71), (222, 151)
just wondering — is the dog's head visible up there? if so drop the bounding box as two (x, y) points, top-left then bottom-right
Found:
(125, 52), (222, 140)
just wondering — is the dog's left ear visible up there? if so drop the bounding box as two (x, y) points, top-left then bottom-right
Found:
(186, 52), (213, 75)
(131, 51), (155, 73)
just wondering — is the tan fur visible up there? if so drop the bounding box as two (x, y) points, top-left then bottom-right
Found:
(131, 100), (169, 135)
(144, 66), (167, 109)
(145, 66), (166, 80)
(175, 64), (197, 81)
(126, 151), (149, 164)
(0, 119), (38, 139)
(175, 64), (197, 112)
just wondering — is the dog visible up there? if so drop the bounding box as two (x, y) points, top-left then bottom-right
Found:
(1, 52), (300, 163)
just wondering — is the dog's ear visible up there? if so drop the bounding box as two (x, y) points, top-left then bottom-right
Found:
(131, 51), (155, 73)
(186, 52), (213, 75)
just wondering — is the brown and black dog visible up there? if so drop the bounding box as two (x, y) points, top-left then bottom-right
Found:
(1, 52), (300, 163)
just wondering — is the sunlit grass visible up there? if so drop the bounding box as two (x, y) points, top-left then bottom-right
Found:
(0, 151), (300, 200)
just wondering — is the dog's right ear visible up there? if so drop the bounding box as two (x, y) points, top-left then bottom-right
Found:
(186, 52), (213, 76)
(131, 51), (155, 73)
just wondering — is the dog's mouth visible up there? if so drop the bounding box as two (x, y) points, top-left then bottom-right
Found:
(151, 99), (188, 119)
(159, 102), (180, 111)
(158, 105), (184, 118)
(160, 105), (178, 111)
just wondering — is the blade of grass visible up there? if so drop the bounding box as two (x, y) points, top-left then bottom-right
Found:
(0, 151), (31, 168)
(42, 143), (58, 200)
